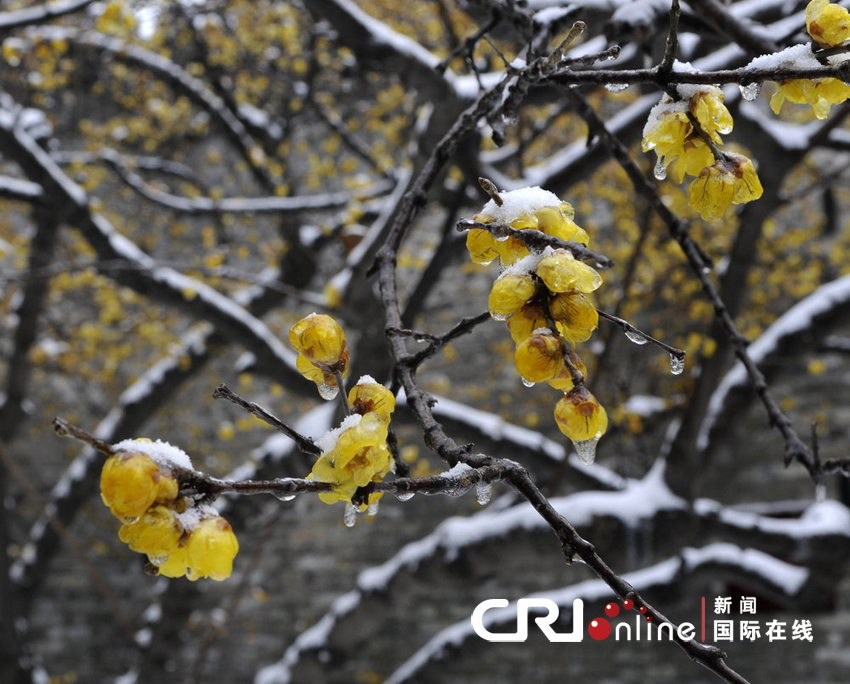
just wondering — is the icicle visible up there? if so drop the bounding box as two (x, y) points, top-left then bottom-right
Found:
(653, 157), (667, 181)
(521, 377), (535, 388)
(274, 492), (296, 502)
(669, 353), (685, 375)
(625, 330), (648, 345)
(572, 436), (600, 465)
(475, 481), (492, 505)
(343, 503), (357, 527)
(317, 383), (339, 401)
(366, 501), (380, 516)
(605, 83), (628, 93)
(395, 490), (415, 502)
(739, 82), (760, 101)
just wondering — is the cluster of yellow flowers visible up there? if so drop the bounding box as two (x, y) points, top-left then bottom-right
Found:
(100, 440), (239, 581)
(289, 313), (350, 399)
(288, 314), (395, 510)
(769, 0), (850, 119)
(642, 87), (763, 222)
(466, 186), (608, 463)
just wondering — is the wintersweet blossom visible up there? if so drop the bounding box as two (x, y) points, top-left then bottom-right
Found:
(688, 154), (763, 222)
(806, 0), (850, 48)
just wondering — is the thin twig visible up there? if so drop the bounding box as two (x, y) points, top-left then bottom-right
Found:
(212, 385), (322, 456)
(597, 309), (687, 363)
(52, 417), (116, 456)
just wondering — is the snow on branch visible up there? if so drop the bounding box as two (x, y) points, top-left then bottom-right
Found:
(0, 0), (94, 31)
(382, 543), (806, 684)
(697, 274), (850, 454)
(0, 175), (45, 203)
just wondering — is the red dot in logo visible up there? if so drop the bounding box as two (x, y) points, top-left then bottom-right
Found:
(646, 616), (653, 622)
(639, 606), (647, 614)
(604, 603), (620, 618)
(623, 599), (634, 610)
(588, 617), (611, 640)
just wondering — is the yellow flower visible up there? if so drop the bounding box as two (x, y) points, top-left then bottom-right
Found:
(488, 271), (537, 320)
(493, 236), (530, 266)
(514, 331), (565, 383)
(310, 413), (392, 507)
(185, 516), (239, 581)
(770, 77), (850, 119)
(156, 543), (190, 578)
(507, 305), (548, 343)
(536, 250), (602, 294)
(554, 386), (608, 442)
(466, 228), (500, 265)
(100, 452), (178, 523)
(289, 313), (348, 371)
(642, 105), (692, 163)
(546, 352), (588, 391)
(118, 506), (183, 558)
(690, 88), (733, 144)
(534, 206), (589, 245)
(549, 292), (598, 347)
(668, 138), (714, 184)
(807, 0), (850, 47)
(688, 154), (763, 221)
(348, 380), (395, 422)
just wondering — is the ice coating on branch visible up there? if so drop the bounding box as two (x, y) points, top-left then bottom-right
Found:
(478, 186), (563, 224)
(112, 438), (193, 471)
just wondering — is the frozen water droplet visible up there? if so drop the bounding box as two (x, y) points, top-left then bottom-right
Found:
(475, 482), (492, 505)
(366, 501), (380, 516)
(669, 353), (685, 375)
(653, 157), (667, 181)
(739, 82), (760, 101)
(274, 492), (296, 502)
(605, 83), (628, 93)
(625, 330), (648, 345)
(521, 377), (535, 388)
(501, 113), (517, 126)
(572, 436), (600, 465)
(395, 490), (415, 502)
(343, 503), (357, 527)
(816, 483), (827, 503)
(121, 515), (140, 525)
(317, 383), (339, 401)
(148, 555), (168, 567)
(491, 311), (510, 322)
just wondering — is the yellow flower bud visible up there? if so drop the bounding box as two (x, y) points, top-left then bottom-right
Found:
(507, 305), (548, 343)
(488, 272), (537, 320)
(466, 228), (500, 264)
(549, 292), (598, 346)
(101, 452), (173, 523)
(349, 380), (395, 422)
(546, 351), (588, 391)
(536, 251), (602, 294)
(688, 154), (763, 222)
(288, 313), (348, 370)
(514, 331), (565, 383)
(807, 0), (850, 47)
(156, 543), (189, 578)
(185, 516), (239, 581)
(535, 206), (589, 245)
(554, 386), (608, 442)
(494, 236), (530, 266)
(118, 505), (183, 557)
